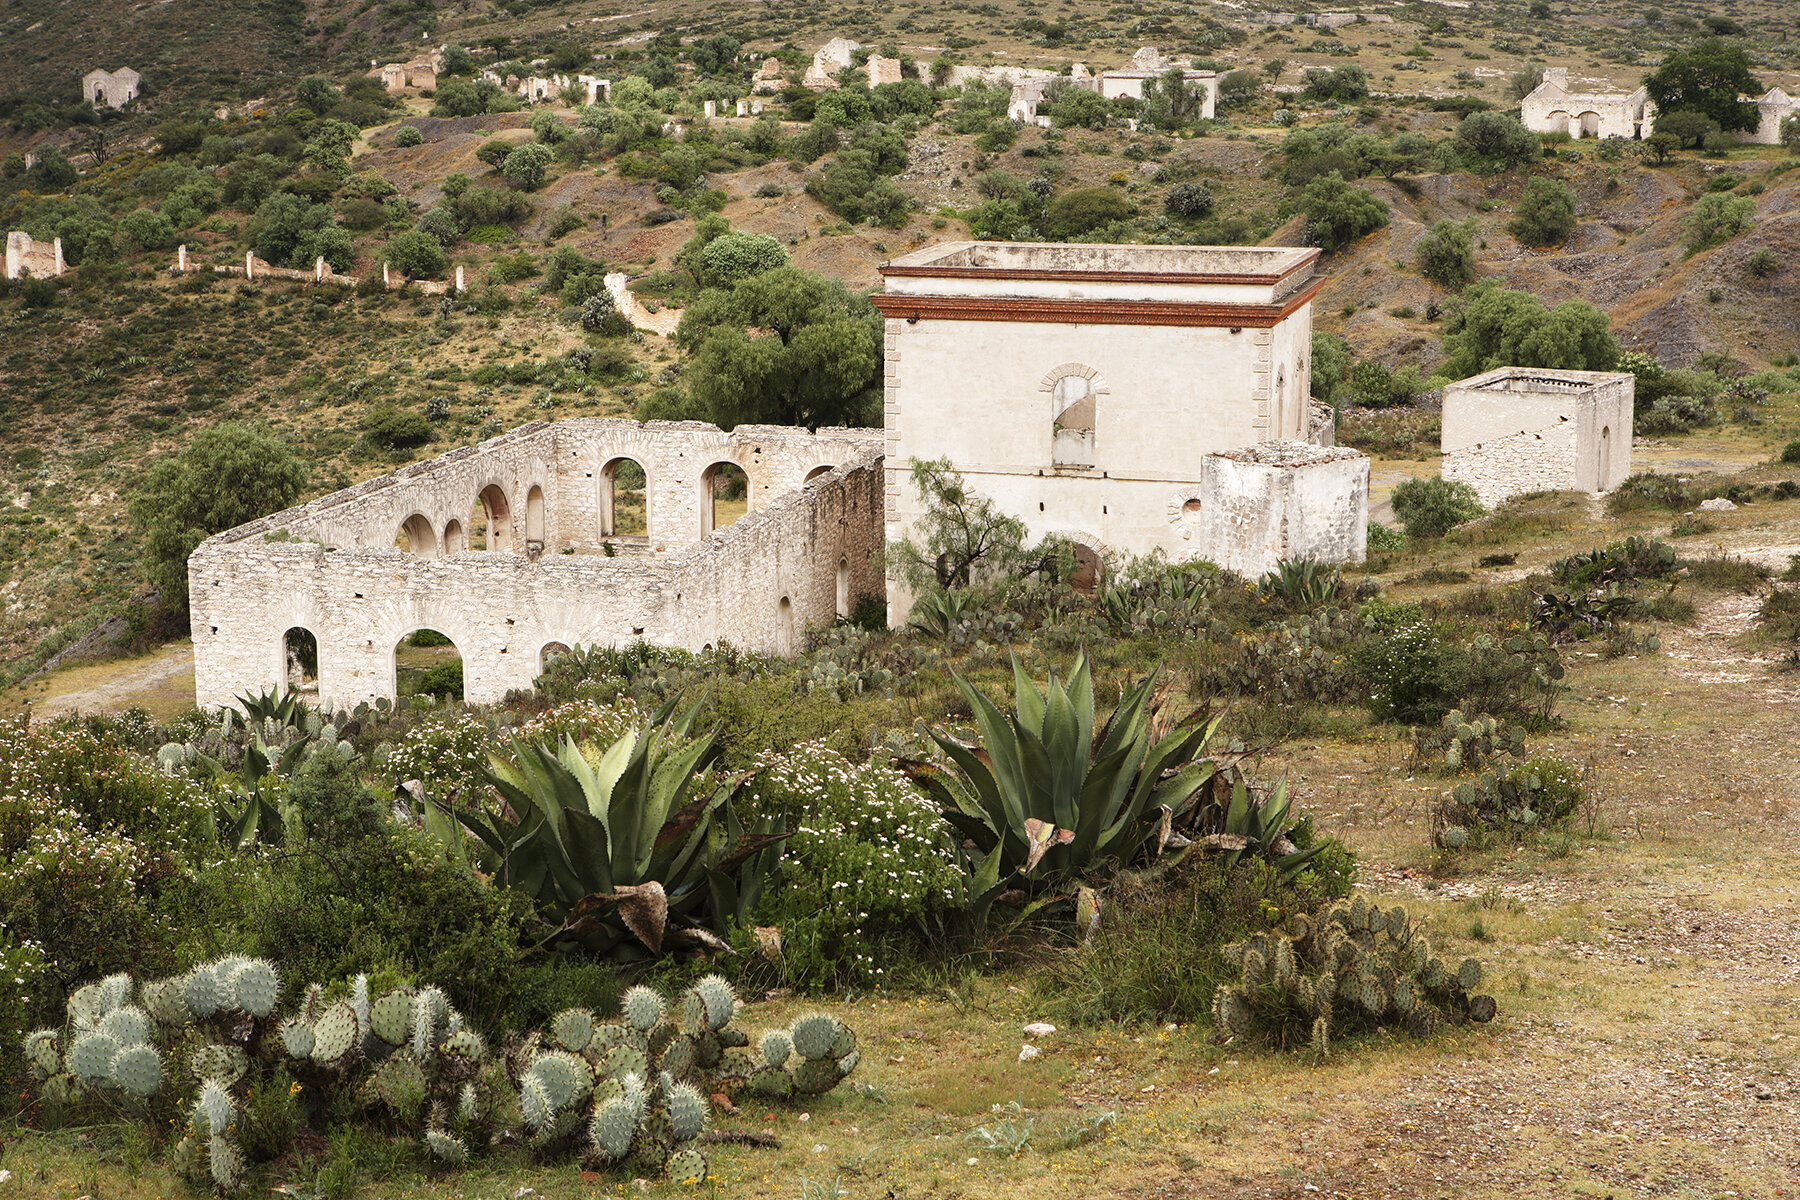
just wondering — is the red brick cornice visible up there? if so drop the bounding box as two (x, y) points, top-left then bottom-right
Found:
(871, 276), (1326, 328)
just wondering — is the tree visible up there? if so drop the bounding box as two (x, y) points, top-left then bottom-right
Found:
(1440, 280), (1621, 378)
(251, 193), (347, 268)
(1218, 69), (1262, 111)
(295, 75), (342, 114)
(1653, 109), (1719, 149)
(1508, 177), (1578, 247)
(1392, 476), (1486, 539)
(968, 199), (1028, 240)
(1684, 192), (1755, 250)
(1644, 131), (1682, 164)
(393, 124), (424, 147)
(1415, 218), (1479, 289)
(386, 229), (449, 278)
(1043, 187), (1133, 238)
(805, 152), (910, 227)
(118, 208), (176, 253)
(25, 145), (77, 190)
(1375, 132), (1432, 179)
(1781, 114), (1800, 153)
(1301, 65), (1370, 102)
(1643, 38), (1761, 134)
(1310, 331), (1351, 402)
(1449, 111), (1540, 172)
(672, 266), (882, 429)
(888, 458), (1034, 591)
(1301, 171), (1390, 252)
(501, 142), (554, 191)
(1504, 64), (1545, 105)
(699, 232), (788, 286)
(128, 423), (308, 614)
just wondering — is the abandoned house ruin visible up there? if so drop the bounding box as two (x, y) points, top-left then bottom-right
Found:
(871, 241), (1368, 621)
(189, 421), (883, 709)
(1441, 367), (1634, 506)
(82, 67), (141, 110)
(5, 231), (65, 280)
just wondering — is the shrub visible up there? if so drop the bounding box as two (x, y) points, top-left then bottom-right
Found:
(1164, 181), (1215, 219)
(502, 142), (555, 191)
(363, 405), (434, 451)
(1747, 247), (1781, 278)
(1301, 65), (1370, 102)
(1300, 171), (1390, 252)
(1509, 177), (1578, 247)
(699, 231), (788, 285)
(1449, 111), (1540, 172)
(393, 124), (424, 147)
(1439, 280), (1619, 378)
(1415, 218), (1478, 288)
(1782, 440), (1800, 464)
(1391, 476), (1485, 539)
(1436, 755), (1585, 847)
(1043, 187), (1134, 238)
(117, 208), (176, 253)
(384, 229), (449, 279)
(1684, 192), (1755, 250)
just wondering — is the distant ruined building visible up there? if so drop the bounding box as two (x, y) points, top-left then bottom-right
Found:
(82, 67), (141, 110)
(5, 231), (64, 281)
(371, 55), (439, 94)
(1519, 68), (1652, 140)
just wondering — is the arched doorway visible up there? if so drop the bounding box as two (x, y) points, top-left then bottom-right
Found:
(836, 557), (851, 619)
(805, 464), (835, 484)
(396, 513), (438, 556)
(525, 485), (545, 553)
(539, 641), (573, 673)
(469, 485), (511, 551)
(1070, 543), (1103, 594)
(776, 596), (794, 656)
(443, 518), (466, 555)
(395, 629), (463, 704)
(282, 627), (319, 696)
(1545, 109), (1571, 136)
(701, 462), (749, 535)
(1577, 111), (1601, 139)
(601, 458), (648, 538)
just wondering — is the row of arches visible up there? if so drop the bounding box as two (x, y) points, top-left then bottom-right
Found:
(396, 484), (542, 557)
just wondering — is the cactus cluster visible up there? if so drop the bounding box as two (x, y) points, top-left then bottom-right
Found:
(1414, 709), (1526, 775)
(1435, 755), (1586, 849)
(1213, 896), (1498, 1054)
(23, 966), (861, 1195)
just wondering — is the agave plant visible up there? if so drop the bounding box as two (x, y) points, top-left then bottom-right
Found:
(1260, 558), (1343, 610)
(908, 588), (974, 638)
(902, 655), (1224, 926)
(1191, 775), (1338, 885)
(458, 700), (787, 958)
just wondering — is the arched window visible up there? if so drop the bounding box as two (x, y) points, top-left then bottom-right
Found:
(601, 458), (648, 538)
(443, 518), (466, 555)
(701, 462), (749, 536)
(395, 628), (463, 704)
(805, 464), (835, 484)
(282, 627), (318, 696)
(540, 641), (573, 673)
(1052, 374), (1097, 467)
(525, 485), (545, 550)
(396, 513), (438, 556)
(836, 557), (850, 619)
(470, 485), (511, 551)
(776, 596), (794, 656)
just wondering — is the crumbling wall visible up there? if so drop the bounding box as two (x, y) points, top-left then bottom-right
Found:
(1441, 368), (1633, 505)
(189, 421), (884, 708)
(5, 232), (64, 280)
(1194, 442), (1368, 577)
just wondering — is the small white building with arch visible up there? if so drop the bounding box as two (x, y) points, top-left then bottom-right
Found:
(189, 419), (883, 708)
(1519, 68), (1652, 140)
(1440, 367), (1634, 506)
(872, 241), (1366, 620)
(82, 67), (142, 110)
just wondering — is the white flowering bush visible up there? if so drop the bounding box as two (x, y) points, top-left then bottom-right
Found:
(383, 710), (493, 808)
(738, 741), (957, 988)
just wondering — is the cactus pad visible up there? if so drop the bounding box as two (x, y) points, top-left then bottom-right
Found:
(1391, 979), (1417, 1016)
(143, 980), (191, 1026)
(715, 1048), (757, 1083)
(621, 986), (665, 1032)
(1310, 1015), (1330, 1057)
(183, 966), (222, 1020)
(604, 1044), (649, 1081)
(99, 1005), (151, 1047)
(190, 1043), (250, 1086)
(229, 960), (279, 1018)
(69, 1032), (120, 1083)
(425, 1129), (468, 1166)
(443, 1028), (486, 1062)
(519, 1075), (554, 1132)
(667, 1148), (708, 1184)
(792, 1057), (844, 1096)
(552, 1008), (595, 1053)
(829, 1022), (857, 1060)
(667, 1082), (708, 1141)
(590, 1098), (640, 1159)
(109, 1044), (164, 1098)
(196, 1080), (235, 1136)
(693, 1030), (722, 1070)
(760, 1030), (793, 1068)
(1467, 993), (1497, 1023)
(1456, 958), (1483, 992)
(98, 972), (133, 1014)
(311, 1001), (360, 1067)
(749, 1065), (794, 1099)
(659, 1035), (696, 1080)
(677, 990), (708, 1037)
(24, 1029), (59, 1079)
(208, 1135), (244, 1192)
(369, 1054), (428, 1113)
(528, 1051), (592, 1112)
(280, 1019), (316, 1060)
(371, 989), (413, 1046)
(790, 1014), (838, 1061)
(693, 975), (737, 1031)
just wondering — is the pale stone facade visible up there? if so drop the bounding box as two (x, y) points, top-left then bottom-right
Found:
(5, 231), (65, 280)
(1746, 88), (1800, 145)
(1195, 443), (1368, 578)
(803, 39), (861, 89)
(865, 54), (904, 87)
(873, 242), (1365, 619)
(373, 57), (439, 94)
(190, 420), (885, 709)
(1441, 367), (1634, 506)
(1520, 68), (1651, 140)
(82, 67), (141, 109)
(753, 58), (786, 95)
(1088, 48), (1218, 117)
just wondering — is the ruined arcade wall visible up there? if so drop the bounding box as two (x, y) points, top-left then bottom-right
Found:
(189, 421), (884, 709)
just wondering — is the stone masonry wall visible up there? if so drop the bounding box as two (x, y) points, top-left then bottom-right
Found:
(1197, 442), (1368, 578)
(190, 420), (884, 709)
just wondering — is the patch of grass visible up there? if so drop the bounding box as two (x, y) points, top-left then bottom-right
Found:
(1678, 554), (1770, 593)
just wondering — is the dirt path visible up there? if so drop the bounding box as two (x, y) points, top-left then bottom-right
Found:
(605, 271), (681, 336)
(4, 641), (195, 721)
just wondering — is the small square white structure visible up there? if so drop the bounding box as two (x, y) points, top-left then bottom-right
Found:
(1441, 367), (1634, 506)
(1196, 442), (1370, 578)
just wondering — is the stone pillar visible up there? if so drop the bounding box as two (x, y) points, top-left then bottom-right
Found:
(177, 244), (188, 272)
(315, 256), (326, 282)
(736, 99), (749, 117)
(751, 100), (764, 115)
(382, 262), (391, 289)
(52, 237), (64, 276)
(703, 100), (716, 118)
(245, 250), (255, 280)
(454, 264), (465, 291)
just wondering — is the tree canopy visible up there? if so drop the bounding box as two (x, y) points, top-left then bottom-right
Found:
(1440, 281), (1620, 379)
(128, 423), (308, 614)
(671, 266), (882, 429)
(1643, 38), (1762, 133)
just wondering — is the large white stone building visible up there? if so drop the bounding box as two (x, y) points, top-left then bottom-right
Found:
(1519, 68), (1652, 140)
(1441, 367), (1633, 506)
(871, 242), (1366, 619)
(82, 67), (141, 110)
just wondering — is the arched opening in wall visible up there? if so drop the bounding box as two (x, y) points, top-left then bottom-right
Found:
(805, 464), (835, 484)
(525, 485), (546, 552)
(1051, 374), (1097, 468)
(1545, 109), (1570, 135)
(395, 513), (438, 556)
(282, 627), (319, 696)
(1070, 544), (1103, 594)
(1599, 425), (1611, 484)
(776, 596), (794, 656)
(468, 485), (511, 551)
(836, 557), (850, 619)
(601, 458), (648, 537)
(395, 628), (463, 704)
(1577, 111), (1601, 139)
(701, 462), (749, 536)
(443, 518), (466, 555)
(539, 641), (573, 674)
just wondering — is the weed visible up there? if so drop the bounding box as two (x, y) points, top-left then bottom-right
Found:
(967, 1101), (1036, 1156)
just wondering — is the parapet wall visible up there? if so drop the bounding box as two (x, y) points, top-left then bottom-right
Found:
(190, 420), (885, 708)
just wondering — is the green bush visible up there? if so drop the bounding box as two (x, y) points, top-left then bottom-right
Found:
(1439, 280), (1620, 378)
(1781, 440), (1800, 464)
(1300, 171), (1390, 252)
(384, 229), (449, 279)
(501, 142), (555, 191)
(699, 231), (788, 285)
(363, 405), (434, 451)
(1509, 177), (1578, 247)
(1684, 192), (1755, 250)
(1164, 181), (1215, 219)
(1415, 218), (1478, 289)
(1043, 187), (1133, 238)
(1747, 247), (1781, 278)
(393, 124), (424, 147)
(1391, 476), (1486, 539)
